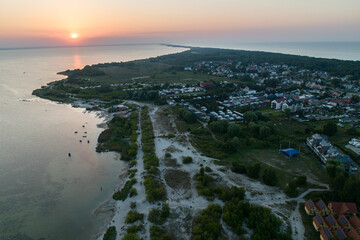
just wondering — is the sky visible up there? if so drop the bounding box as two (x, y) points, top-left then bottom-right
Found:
(1, 0), (360, 48)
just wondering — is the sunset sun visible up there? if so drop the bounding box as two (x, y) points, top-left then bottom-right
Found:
(70, 33), (78, 39)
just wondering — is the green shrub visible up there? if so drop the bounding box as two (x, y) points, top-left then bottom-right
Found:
(130, 202), (136, 209)
(103, 226), (116, 240)
(122, 233), (141, 240)
(113, 178), (137, 201)
(144, 175), (166, 202)
(148, 203), (170, 225)
(262, 168), (278, 186)
(150, 225), (172, 240)
(247, 163), (261, 179)
(231, 162), (247, 174)
(165, 152), (171, 158)
(193, 204), (222, 240)
(205, 166), (212, 172)
(125, 210), (143, 224)
(126, 225), (141, 233)
(182, 156), (193, 164)
(129, 160), (137, 168)
(129, 188), (137, 197)
(167, 133), (175, 138)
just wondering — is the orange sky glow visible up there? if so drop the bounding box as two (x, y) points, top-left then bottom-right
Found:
(1, 0), (360, 48)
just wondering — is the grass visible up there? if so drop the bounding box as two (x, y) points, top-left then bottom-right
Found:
(226, 148), (328, 189)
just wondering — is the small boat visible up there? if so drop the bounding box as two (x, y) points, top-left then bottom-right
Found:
(68, 153), (71, 157)
(79, 140), (82, 143)
(74, 131), (78, 134)
(83, 135), (87, 138)
(84, 132), (87, 134)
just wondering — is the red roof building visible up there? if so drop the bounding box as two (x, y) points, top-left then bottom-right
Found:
(349, 216), (360, 233)
(324, 215), (339, 231)
(337, 215), (352, 232)
(316, 200), (330, 216)
(346, 229), (360, 240)
(334, 228), (347, 240)
(200, 81), (214, 87)
(329, 202), (358, 217)
(305, 199), (317, 215)
(330, 99), (351, 106)
(313, 215), (328, 231)
(320, 228), (334, 240)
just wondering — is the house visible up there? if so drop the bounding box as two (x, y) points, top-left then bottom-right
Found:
(313, 215), (328, 231)
(337, 215), (352, 232)
(271, 98), (289, 109)
(324, 215), (339, 231)
(329, 202), (358, 217)
(336, 155), (355, 174)
(316, 200), (331, 216)
(334, 228), (347, 240)
(200, 81), (214, 87)
(346, 229), (360, 240)
(281, 100), (303, 112)
(305, 199), (317, 215)
(330, 98), (351, 107)
(320, 228), (334, 240)
(349, 216), (360, 233)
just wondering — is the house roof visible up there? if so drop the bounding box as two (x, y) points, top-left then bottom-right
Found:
(337, 215), (350, 228)
(305, 199), (316, 211)
(336, 155), (353, 164)
(335, 228), (347, 240)
(200, 81), (214, 87)
(316, 200), (328, 211)
(346, 229), (360, 240)
(330, 99), (351, 105)
(274, 98), (288, 103)
(349, 216), (360, 229)
(330, 202), (358, 216)
(320, 228), (334, 240)
(325, 215), (337, 227)
(313, 215), (326, 227)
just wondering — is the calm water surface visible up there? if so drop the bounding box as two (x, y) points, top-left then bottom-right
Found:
(0, 44), (186, 240)
(195, 42), (360, 61)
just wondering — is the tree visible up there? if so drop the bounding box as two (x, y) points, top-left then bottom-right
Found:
(227, 124), (242, 137)
(244, 111), (258, 123)
(323, 122), (337, 136)
(351, 95), (359, 103)
(262, 168), (278, 186)
(284, 108), (292, 117)
(259, 126), (271, 139)
(284, 181), (299, 197)
(331, 78), (341, 88)
(231, 137), (240, 149)
(247, 163), (261, 179)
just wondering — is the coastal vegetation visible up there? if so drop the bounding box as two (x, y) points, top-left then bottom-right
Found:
(97, 110), (138, 161)
(103, 226), (117, 240)
(112, 178), (137, 201)
(148, 203), (170, 225)
(141, 107), (166, 202)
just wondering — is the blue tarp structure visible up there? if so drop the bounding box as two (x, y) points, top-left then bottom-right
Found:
(280, 148), (299, 157)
